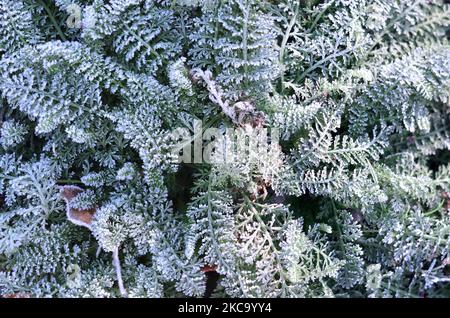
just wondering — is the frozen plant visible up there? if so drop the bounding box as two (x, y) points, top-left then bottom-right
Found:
(0, 0), (449, 298)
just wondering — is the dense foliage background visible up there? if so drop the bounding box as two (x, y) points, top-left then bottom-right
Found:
(0, 0), (449, 298)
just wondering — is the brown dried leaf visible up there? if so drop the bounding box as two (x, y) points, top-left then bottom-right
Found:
(60, 185), (95, 230)
(201, 264), (218, 273)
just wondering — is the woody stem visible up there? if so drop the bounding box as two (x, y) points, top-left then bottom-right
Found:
(112, 247), (127, 298)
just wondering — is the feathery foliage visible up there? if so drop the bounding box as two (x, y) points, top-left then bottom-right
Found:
(0, 0), (449, 298)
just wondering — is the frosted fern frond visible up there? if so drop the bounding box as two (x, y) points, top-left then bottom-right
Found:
(111, 105), (177, 184)
(268, 94), (323, 140)
(0, 41), (120, 134)
(0, 158), (62, 254)
(280, 219), (343, 291)
(185, 190), (237, 276)
(125, 264), (163, 298)
(0, 120), (28, 149)
(189, 0), (280, 99)
(208, 126), (285, 191)
(376, 153), (450, 205)
(318, 204), (365, 290)
(352, 45), (450, 133)
(1, 0), (450, 299)
(57, 260), (116, 298)
(0, 0), (41, 54)
(83, 0), (182, 74)
(293, 109), (390, 169)
(221, 200), (343, 298)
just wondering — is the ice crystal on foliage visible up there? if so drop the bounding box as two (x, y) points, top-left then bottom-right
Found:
(0, 0), (449, 298)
